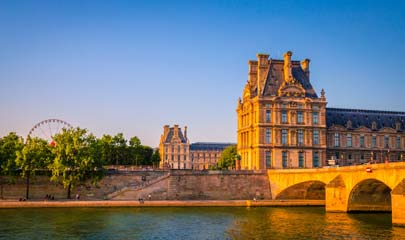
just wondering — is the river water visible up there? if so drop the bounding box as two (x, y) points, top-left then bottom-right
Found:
(0, 207), (404, 239)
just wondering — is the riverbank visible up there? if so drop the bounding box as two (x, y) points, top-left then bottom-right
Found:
(0, 199), (325, 208)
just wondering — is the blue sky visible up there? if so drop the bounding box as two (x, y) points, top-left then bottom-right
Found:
(1, 0), (405, 147)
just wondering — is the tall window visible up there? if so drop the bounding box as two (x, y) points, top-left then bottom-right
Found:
(313, 112), (319, 124)
(265, 128), (271, 143)
(396, 136), (401, 149)
(384, 135), (389, 148)
(313, 130), (319, 145)
(347, 134), (352, 147)
(334, 133), (340, 147)
(266, 110), (271, 123)
(282, 129), (288, 145)
(282, 111), (288, 123)
(297, 130), (303, 145)
(313, 152), (319, 167)
(297, 111), (303, 124)
(360, 135), (365, 147)
(299, 152), (304, 168)
(372, 135), (377, 148)
(266, 151), (272, 169)
(282, 151), (288, 168)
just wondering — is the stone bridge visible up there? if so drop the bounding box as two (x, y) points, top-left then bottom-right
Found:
(267, 162), (405, 226)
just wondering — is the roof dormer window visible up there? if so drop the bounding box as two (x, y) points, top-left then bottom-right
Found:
(372, 121), (377, 130)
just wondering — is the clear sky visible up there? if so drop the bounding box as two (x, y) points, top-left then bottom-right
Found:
(1, 0), (405, 147)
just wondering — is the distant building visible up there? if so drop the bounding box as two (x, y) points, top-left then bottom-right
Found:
(159, 125), (190, 169)
(159, 125), (235, 169)
(237, 51), (404, 170)
(190, 142), (235, 170)
(326, 108), (405, 165)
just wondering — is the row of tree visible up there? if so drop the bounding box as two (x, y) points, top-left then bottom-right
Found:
(0, 129), (160, 199)
(211, 145), (240, 170)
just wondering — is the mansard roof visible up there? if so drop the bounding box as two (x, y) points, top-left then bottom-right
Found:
(262, 60), (318, 98)
(164, 127), (188, 143)
(326, 107), (405, 131)
(190, 142), (235, 151)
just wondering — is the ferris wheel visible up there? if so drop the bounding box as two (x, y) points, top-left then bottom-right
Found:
(27, 119), (73, 144)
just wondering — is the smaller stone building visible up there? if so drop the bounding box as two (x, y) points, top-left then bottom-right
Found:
(190, 142), (235, 170)
(159, 125), (190, 169)
(159, 125), (235, 169)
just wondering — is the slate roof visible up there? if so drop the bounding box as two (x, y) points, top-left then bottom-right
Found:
(190, 142), (235, 151)
(164, 127), (187, 143)
(326, 108), (405, 131)
(262, 60), (318, 98)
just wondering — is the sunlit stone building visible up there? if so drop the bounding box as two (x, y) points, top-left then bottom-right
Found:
(190, 142), (234, 170)
(237, 51), (405, 170)
(159, 125), (235, 169)
(159, 125), (190, 169)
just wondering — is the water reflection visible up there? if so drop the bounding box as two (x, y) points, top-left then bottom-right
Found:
(227, 208), (405, 240)
(0, 207), (404, 240)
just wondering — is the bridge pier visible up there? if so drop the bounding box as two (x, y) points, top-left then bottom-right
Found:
(325, 175), (348, 212)
(392, 179), (405, 226)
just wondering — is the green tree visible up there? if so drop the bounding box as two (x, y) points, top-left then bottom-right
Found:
(0, 132), (24, 199)
(217, 145), (239, 170)
(140, 146), (154, 165)
(151, 149), (161, 168)
(100, 134), (113, 165)
(112, 133), (127, 165)
(50, 128), (104, 199)
(128, 136), (142, 166)
(16, 137), (53, 199)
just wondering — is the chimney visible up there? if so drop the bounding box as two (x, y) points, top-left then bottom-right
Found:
(301, 58), (310, 78)
(256, 53), (270, 96)
(184, 126), (188, 140)
(163, 125), (169, 137)
(174, 124), (179, 137)
(248, 60), (258, 85)
(283, 51), (292, 82)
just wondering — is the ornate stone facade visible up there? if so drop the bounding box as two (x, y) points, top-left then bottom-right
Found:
(326, 108), (405, 165)
(159, 125), (190, 169)
(190, 143), (235, 170)
(237, 51), (327, 170)
(159, 125), (235, 169)
(237, 51), (405, 170)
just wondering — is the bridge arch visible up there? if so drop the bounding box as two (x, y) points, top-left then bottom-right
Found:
(276, 180), (326, 200)
(347, 178), (392, 212)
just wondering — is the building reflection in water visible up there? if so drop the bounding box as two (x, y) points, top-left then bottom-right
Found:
(226, 207), (405, 240)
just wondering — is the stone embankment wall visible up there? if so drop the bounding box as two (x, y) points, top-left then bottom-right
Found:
(0, 171), (167, 200)
(0, 170), (271, 201)
(166, 170), (271, 200)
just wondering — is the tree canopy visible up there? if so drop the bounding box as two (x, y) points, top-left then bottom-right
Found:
(0, 129), (160, 199)
(216, 145), (240, 170)
(49, 128), (104, 199)
(16, 137), (54, 199)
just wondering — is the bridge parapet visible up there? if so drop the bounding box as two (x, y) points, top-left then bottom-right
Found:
(267, 162), (405, 226)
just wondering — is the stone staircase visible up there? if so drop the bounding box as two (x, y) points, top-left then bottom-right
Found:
(107, 172), (170, 199)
